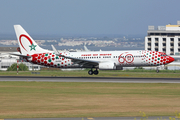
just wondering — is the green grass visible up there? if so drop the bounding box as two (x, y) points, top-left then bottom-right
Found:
(0, 82), (180, 118)
(0, 69), (180, 78)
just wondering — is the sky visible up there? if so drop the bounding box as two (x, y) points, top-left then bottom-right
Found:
(0, 0), (180, 36)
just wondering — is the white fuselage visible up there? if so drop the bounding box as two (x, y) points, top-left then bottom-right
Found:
(28, 50), (173, 69)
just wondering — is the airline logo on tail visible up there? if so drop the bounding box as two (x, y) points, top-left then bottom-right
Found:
(19, 34), (36, 51)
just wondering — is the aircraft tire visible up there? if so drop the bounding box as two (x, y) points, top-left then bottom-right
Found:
(88, 70), (94, 75)
(93, 70), (99, 75)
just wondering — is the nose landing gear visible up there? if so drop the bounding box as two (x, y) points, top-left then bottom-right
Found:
(88, 68), (99, 75)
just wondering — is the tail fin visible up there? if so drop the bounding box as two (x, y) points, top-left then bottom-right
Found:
(14, 25), (50, 55)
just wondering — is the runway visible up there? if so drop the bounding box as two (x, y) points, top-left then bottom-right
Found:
(0, 76), (180, 83)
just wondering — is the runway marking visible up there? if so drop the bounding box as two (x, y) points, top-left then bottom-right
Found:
(0, 76), (180, 83)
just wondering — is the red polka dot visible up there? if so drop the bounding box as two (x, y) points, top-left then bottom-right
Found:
(44, 61), (47, 64)
(33, 58), (37, 61)
(52, 55), (55, 57)
(52, 58), (55, 61)
(37, 60), (40, 63)
(61, 62), (63, 64)
(50, 62), (53, 65)
(155, 56), (157, 58)
(41, 59), (44, 62)
(32, 54), (38, 57)
(44, 57), (47, 60)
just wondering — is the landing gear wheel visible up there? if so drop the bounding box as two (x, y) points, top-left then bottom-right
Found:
(88, 70), (94, 75)
(93, 70), (99, 75)
(156, 67), (159, 73)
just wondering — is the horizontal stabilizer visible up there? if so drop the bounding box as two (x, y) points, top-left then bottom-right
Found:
(10, 53), (31, 58)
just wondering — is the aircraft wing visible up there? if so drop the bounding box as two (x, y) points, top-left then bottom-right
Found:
(51, 45), (99, 67)
(9, 53), (31, 58)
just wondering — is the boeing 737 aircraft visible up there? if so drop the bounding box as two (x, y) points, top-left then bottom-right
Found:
(12, 25), (175, 75)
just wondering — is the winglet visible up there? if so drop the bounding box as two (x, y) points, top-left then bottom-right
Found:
(51, 45), (59, 54)
(84, 45), (90, 51)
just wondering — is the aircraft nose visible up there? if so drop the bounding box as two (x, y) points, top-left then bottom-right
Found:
(167, 56), (175, 63)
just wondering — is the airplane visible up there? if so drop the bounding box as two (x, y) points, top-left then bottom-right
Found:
(11, 25), (175, 75)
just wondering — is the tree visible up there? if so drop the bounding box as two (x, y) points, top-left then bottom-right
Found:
(7, 63), (29, 71)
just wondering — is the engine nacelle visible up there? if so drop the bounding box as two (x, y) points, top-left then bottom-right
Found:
(99, 62), (116, 70)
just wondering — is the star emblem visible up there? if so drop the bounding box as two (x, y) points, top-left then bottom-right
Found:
(29, 43), (37, 51)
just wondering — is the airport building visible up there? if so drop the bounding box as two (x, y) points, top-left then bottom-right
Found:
(145, 21), (180, 55)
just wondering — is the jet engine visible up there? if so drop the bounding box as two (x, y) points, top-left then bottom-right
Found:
(99, 62), (116, 70)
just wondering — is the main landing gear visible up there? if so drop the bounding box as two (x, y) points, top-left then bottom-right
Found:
(88, 68), (99, 75)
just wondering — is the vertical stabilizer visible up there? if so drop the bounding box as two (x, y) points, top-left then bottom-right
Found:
(14, 25), (50, 55)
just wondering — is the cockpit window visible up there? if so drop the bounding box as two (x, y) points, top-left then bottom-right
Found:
(159, 52), (167, 56)
(160, 54), (167, 56)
